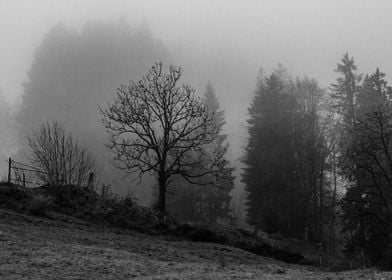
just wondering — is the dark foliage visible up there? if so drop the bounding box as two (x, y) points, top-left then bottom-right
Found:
(176, 224), (225, 243)
(0, 183), (30, 210)
(243, 67), (332, 240)
(332, 56), (392, 266)
(243, 68), (300, 234)
(26, 194), (55, 216)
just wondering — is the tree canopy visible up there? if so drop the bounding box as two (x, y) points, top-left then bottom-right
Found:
(101, 63), (229, 214)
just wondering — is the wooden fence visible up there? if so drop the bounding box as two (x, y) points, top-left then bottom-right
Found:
(7, 158), (45, 188)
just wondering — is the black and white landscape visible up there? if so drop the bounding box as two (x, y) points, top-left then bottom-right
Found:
(1, 1), (392, 279)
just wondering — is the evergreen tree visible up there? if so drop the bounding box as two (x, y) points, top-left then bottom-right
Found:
(17, 20), (168, 200)
(341, 68), (392, 264)
(356, 68), (389, 117)
(330, 52), (360, 128)
(202, 82), (234, 223)
(290, 77), (332, 242)
(243, 68), (306, 236)
(243, 67), (332, 240)
(330, 53), (361, 194)
(330, 53), (364, 255)
(167, 82), (234, 224)
(0, 90), (16, 172)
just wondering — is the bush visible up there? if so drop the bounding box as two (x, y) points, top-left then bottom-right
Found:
(175, 224), (226, 243)
(27, 120), (96, 187)
(379, 244), (392, 270)
(0, 183), (30, 209)
(190, 227), (224, 243)
(27, 194), (55, 216)
(52, 184), (97, 211)
(98, 196), (139, 229)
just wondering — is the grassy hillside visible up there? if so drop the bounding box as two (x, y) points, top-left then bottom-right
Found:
(1, 208), (391, 279)
(0, 183), (391, 279)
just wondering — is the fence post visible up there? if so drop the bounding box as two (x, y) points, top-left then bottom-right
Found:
(23, 173), (26, 188)
(8, 158), (11, 185)
(88, 172), (94, 190)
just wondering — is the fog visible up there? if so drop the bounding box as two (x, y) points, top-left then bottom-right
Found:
(3, 0), (392, 102)
(1, 0), (392, 212)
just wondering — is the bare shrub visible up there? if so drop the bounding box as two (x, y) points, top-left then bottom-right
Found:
(27, 120), (96, 187)
(27, 194), (55, 216)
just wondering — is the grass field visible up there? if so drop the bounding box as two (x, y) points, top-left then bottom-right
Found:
(0, 208), (391, 279)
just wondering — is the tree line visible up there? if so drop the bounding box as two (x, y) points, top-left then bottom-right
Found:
(10, 20), (234, 225)
(243, 53), (392, 266)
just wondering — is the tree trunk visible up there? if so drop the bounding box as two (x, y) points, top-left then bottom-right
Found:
(157, 173), (166, 214)
(330, 151), (338, 254)
(318, 156), (325, 242)
(312, 170), (318, 240)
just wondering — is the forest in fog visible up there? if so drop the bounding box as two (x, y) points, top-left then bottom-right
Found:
(2, 1), (392, 270)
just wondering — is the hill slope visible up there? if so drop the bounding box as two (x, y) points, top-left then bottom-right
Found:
(0, 209), (391, 279)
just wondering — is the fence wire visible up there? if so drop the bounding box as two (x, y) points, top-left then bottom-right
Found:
(8, 158), (45, 188)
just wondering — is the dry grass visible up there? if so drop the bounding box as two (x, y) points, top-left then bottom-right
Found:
(0, 209), (391, 279)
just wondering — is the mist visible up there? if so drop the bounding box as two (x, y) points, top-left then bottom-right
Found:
(5, 1), (392, 275)
(1, 0), (392, 212)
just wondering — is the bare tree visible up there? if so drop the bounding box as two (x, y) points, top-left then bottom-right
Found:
(100, 62), (228, 214)
(348, 105), (392, 224)
(27, 120), (96, 187)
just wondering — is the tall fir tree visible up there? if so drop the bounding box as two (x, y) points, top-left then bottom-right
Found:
(330, 52), (360, 129)
(243, 68), (306, 236)
(243, 67), (332, 240)
(167, 82), (234, 224)
(330, 53), (364, 254)
(0, 90), (16, 172)
(290, 77), (331, 242)
(341, 68), (392, 264)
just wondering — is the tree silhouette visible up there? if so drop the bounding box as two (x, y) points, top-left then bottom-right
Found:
(27, 120), (96, 187)
(101, 63), (229, 214)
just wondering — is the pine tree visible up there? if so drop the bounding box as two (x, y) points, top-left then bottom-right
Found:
(330, 52), (360, 128)
(0, 90), (16, 171)
(356, 68), (389, 117)
(341, 68), (392, 263)
(330, 53), (363, 254)
(202, 82), (234, 223)
(167, 82), (234, 224)
(290, 77), (332, 242)
(243, 68), (306, 236)
(243, 67), (332, 240)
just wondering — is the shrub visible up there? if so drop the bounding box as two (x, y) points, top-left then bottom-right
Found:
(27, 120), (96, 187)
(189, 227), (223, 243)
(176, 224), (225, 243)
(379, 244), (392, 270)
(27, 194), (55, 216)
(100, 196), (138, 229)
(0, 184), (30, 209)
(51, 184), (97, 211)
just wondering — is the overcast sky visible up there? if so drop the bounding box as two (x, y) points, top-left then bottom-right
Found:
(2, 0), (391, 134)
(2, 0), (392, 104)
(2, 0), (392, 151)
